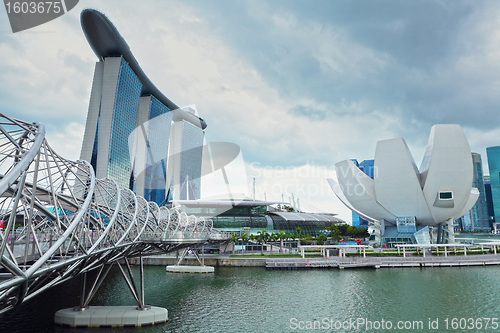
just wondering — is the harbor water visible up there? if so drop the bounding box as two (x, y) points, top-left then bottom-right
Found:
(0, 264), (499, 332)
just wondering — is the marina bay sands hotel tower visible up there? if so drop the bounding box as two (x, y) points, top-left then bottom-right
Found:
(79, 9), (206, 205)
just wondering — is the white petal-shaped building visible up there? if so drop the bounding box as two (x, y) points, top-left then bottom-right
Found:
(328, 124), (478, 246)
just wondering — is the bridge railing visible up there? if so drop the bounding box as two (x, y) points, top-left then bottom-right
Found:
(208, 232), (232, 240)
(0, 113), (231, 314)
(160, 231), (208, 241)
(138, 230), (232, 242)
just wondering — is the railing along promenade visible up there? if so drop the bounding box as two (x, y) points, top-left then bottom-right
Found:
(266, 253), (500, 269)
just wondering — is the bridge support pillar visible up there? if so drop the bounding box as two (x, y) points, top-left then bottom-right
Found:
(55, 259), (168, 327)
(54, 306), (168, 328)
(166, 247), (215, 273)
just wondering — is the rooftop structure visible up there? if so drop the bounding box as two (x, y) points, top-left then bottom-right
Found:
(178, 199), (345, 236)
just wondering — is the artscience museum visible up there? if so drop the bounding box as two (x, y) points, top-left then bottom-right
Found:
(328, 124), (478, 247)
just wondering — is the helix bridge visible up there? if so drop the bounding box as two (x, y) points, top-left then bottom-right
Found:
(0, 113), (230, 314)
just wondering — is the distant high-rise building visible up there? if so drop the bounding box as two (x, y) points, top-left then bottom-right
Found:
(486, 146), (500, 222)
(79, 9), (207, 206)
(470, 152), (490, 230)
(167, 106), (205, 201)
(456, 213), (473, 232)
(350, 159), (373, 228)
(359, 159), (375, 179)
(133, 96), (173, 204)
(483, 175), (495, 223)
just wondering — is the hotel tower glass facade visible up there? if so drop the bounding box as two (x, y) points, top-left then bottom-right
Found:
(79, 9), (207, 206)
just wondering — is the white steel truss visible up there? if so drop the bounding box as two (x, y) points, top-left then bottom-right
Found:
(0, 113), (229, 313)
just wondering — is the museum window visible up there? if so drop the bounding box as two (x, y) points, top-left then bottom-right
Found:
(439, 191), (453, 200)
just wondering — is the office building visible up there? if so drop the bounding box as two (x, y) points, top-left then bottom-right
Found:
(350, 159), (373, 228)
(470, 152), (490, 230)
(487, 146), (500, 223)
(483, 175), (495, 223)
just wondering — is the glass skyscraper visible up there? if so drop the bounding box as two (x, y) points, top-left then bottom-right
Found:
(132, 96), (173, 205)
(79, 9), (207, 206)
(484, 175), (495, 222)
(82, 57), (142, 190)
(179, 121), (204, 200)
(350, 159), (373, 228)
(487, 146), (500, 223)
(168, 106), (205, 201)
(470, 152), (489, 230)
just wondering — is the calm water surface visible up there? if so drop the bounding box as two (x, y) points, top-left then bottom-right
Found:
(0, 265), (499, 332)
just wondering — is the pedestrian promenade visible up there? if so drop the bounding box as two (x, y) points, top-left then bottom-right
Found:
(265, 254), (500, 270)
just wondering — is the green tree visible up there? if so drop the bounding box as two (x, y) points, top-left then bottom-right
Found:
(231, 233), (239, 255)
(249, 234), (256, 253)
(286, 232), (295, 253)
(346, 226), (357, 238)
(327, 224), (341, 242)
(338, 225), (370, 240)
(278, 231), (286, 253)
(316, 234), (327, 245)
(263, 230), (270, 253)
(357, 227), (370, 239)
(241, 233), (248, 255)
(257, 229), (267, 255)
(338, 224), (349, 236)
(269, 232), (279, 255)
(302, 234), (313, 245)
(296, 227), (302, 247)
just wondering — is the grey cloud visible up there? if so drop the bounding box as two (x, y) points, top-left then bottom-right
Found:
(3, 0), (497, 170)
(288, 105), (326, 121)
(62, 51), (94, 75)
(186, 0), (500, 142)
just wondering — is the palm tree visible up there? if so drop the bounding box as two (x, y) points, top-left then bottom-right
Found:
(278, 231), (286, 253)
(257, 229), (267, 255)
(264, 230), (270, 254)
(269, 233), (277, 255)
(249, 234), (256, 254)
(296, 227), (302, 247)
(231, 233), (239, 255)
(286, 232), (294, 253)
(241, 233), (248, 255)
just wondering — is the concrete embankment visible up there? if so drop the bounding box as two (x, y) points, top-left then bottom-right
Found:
(128, 256), (266, 267)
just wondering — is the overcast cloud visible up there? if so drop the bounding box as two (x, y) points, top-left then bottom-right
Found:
(1, 0), (499, 221)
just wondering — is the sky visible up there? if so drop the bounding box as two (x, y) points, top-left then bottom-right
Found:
(1, 0), (500, 222)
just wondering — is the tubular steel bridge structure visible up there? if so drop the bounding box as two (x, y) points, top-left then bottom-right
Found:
(0, 113), (229, 314)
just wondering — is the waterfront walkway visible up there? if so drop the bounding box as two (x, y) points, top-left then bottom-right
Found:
(129, 252), (500, 270)
(266, 254), (500, 269)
